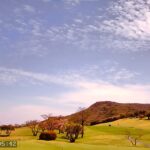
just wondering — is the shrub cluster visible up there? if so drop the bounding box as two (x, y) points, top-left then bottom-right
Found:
(39, 131), (57, 141)
(0, 125), (15, 130)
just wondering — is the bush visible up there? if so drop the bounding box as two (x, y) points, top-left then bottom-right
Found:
(39, 131), (57, 141)
(70, 137), (75, 143)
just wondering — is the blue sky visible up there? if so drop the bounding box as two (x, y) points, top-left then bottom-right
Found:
(0, 0), (150, 124)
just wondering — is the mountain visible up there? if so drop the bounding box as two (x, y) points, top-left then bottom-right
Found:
(67, 101), (150, 125)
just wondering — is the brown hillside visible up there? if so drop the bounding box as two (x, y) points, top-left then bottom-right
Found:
(67, 101), (150, 125)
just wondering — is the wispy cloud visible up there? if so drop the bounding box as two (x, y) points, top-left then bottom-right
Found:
(57, 0), (150, 52)
(64, 0), (80, 7)
(106, 68), (139, 83)
(93, 0), (150, 53)
(24, 5), (35, 13)
(36, 80), (150, 110)
(74, 18), (83, 23)
(0, 65), (139, 86)
(1, 0), (150, 58)
(0, 67), (83, 86)
(105, 0), (150, 41)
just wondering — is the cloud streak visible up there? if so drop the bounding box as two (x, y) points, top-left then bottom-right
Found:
(49, 82), (150, 106)
(0, 66), (147, 105)
(0, 67), (83, 87)
(0, 65), (139, 86)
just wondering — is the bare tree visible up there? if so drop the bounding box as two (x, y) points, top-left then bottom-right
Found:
(26, 120), (39, 136)
(73, 107), (87, 138)
(65, 123), (82, 142)
(78, 107), (85, 138)
(41, 114), (56, 131)
(126, 131), (143, 146)
(41, 113), (52, 120)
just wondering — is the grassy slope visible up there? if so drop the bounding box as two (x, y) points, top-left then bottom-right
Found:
(1, 119), (150, 150)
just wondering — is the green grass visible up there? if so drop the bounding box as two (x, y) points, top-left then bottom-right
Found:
(1, 118), (150, 150)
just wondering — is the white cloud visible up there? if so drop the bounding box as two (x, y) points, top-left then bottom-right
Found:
(9, 1), (150, 56)
(1, 0), (150, 57)
(0, 65), (139, 86)
(74, 19), (83, 23)
(64, 0), (80, 7)
(24, 5), (35, 13)
(36, 81), (150, 110)
(0, 67), (83, 86)
(103, 0), (150, 41)
(73, 65), (139, 84)
(61, 0), (150, 52)
(106, 68), (139, 82)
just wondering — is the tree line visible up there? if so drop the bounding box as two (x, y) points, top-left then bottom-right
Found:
(26, 108), (87, 142)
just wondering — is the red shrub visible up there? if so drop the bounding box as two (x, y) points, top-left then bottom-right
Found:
(39, 131), (57, 141)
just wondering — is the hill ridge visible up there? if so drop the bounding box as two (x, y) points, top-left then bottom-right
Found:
(68, 101), (150, 125)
